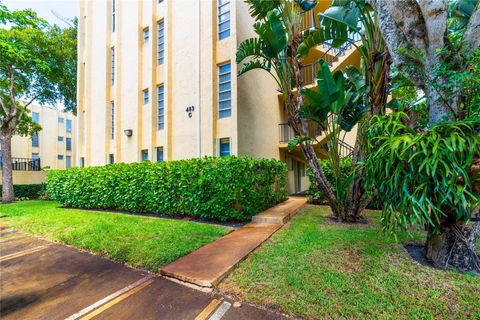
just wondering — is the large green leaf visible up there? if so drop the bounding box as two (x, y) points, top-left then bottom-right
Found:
(244, 0), (282, 20)
(320, 3), (361, 32)
(237, 59), (271, 77)
(236, 37), (264, 64)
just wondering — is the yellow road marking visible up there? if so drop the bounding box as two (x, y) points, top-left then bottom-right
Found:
(78, 278), (154, 320)
(0, 245), (49, 262)
(65, 275), (154, 320)
(195, 299), (223, 320)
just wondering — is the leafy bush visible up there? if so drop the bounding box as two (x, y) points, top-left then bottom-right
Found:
(306, 158), (352, 204)
(47, 157), (288, 221)
(0, 184), (47, 200)
(363, 112), (480, 234)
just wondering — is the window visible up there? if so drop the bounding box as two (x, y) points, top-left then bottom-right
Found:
(66, 119), (72, 133)
(32, 112), (39, 123)
(219, 138), (230, 157)
(66, 138), (72, 151)
(32, 153), (39, 160)
(157, 85), (164, 130)
(141, 150), (149, 162)
(157, 21), (165, 65)
(218, 0), (230, 40)
(58, 117), (64, 124)
(158, 0), (164, 3)
(57, 155), (64, 160)
(111, 47), (115, 85)
(112, 0), (115, 32)
(156, 147), (164, 162)
(143, 88), (149, 104)
(32, 134), (39, 147)
(66, 156), (71, 168)
(110, 101), (115, 139)
(80, 157), (85, 168)
(58, 136), (64, 142)
(218, 63), (231, 118)
(109, 153), (114, 164)
(143, 27), (149, 43)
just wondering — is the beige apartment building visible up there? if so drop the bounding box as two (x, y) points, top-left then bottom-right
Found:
(78, 0), (360, 194)
(9, 104), (77, 170)
(0, 104), (77, 184)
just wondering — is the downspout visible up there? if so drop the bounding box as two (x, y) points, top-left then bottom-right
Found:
(196, 0), (201, 158)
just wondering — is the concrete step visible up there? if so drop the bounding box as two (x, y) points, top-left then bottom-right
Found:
(251, 197), (307, 225)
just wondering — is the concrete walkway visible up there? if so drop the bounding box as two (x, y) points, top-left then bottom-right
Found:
(160, 197), (306, 289)
(0, 230), (290, 320)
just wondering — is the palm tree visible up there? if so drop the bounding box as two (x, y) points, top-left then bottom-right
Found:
(237, 0), (390, 221)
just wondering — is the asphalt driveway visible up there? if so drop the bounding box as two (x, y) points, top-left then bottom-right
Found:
(0, 230), (290, 320)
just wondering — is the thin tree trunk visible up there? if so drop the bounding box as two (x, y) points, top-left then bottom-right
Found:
(426, 221), (480, 273)
(1, 133), (15, 203)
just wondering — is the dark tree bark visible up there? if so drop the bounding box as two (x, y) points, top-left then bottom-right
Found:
(371, 0), (480, 272)
(426, 221), (480, 273)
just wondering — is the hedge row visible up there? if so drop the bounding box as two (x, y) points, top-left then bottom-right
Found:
(0, 184), (47, 200)
(47, 156), (288, 221)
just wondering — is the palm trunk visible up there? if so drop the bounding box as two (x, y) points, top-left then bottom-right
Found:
(1, 133), (15, 203)
(426, 221), (480, 273)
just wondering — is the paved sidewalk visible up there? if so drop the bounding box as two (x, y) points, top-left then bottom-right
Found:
(0, 230), (290, 320)
(160, 197), (306, 288)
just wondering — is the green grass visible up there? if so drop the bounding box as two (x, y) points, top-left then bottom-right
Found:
(220, 205), (480, 320)
(0, 201), (231, 271)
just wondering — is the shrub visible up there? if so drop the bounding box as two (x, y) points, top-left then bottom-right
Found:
(0, 184), (47, 200)
(47, 156), (288, 221)
(306, 158), (352, 204)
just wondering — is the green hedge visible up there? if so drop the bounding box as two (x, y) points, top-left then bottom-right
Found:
(47, 156), (288, 221)
(0, 184), (47, 200)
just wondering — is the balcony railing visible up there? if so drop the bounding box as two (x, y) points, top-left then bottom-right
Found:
(301, 21), (364, 85)
(279, 122), (324, 144)
(300, 11), (316, 31)
(0, 157), (41, 171)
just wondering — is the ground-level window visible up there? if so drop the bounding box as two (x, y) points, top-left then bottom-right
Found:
(80, 157), (85, 168)
(109, 153), (114, 164)
(156, 147), (164, 162)
(141, 149), (149, 162)
(32, 153), (39, 160)
(66, 156), (71, 168)
(219, 138), (230, 157)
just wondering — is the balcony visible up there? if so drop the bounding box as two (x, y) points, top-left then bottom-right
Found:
(279, 122), (324, 144)
(301, 22), (364, 86)
(0, 157), (41, 171)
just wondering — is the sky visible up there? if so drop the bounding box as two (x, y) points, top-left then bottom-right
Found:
(2, 0), (79, 27)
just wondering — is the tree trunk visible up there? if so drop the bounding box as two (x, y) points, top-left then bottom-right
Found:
(1, 133), (15, 203)
(426, 221), (480, 273)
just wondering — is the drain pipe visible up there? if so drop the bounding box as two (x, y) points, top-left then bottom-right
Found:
(196, 0), (201, 158)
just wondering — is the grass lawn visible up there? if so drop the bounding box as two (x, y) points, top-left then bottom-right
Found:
(220, 205), (480, 320)
(0, 201), (231, 271)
